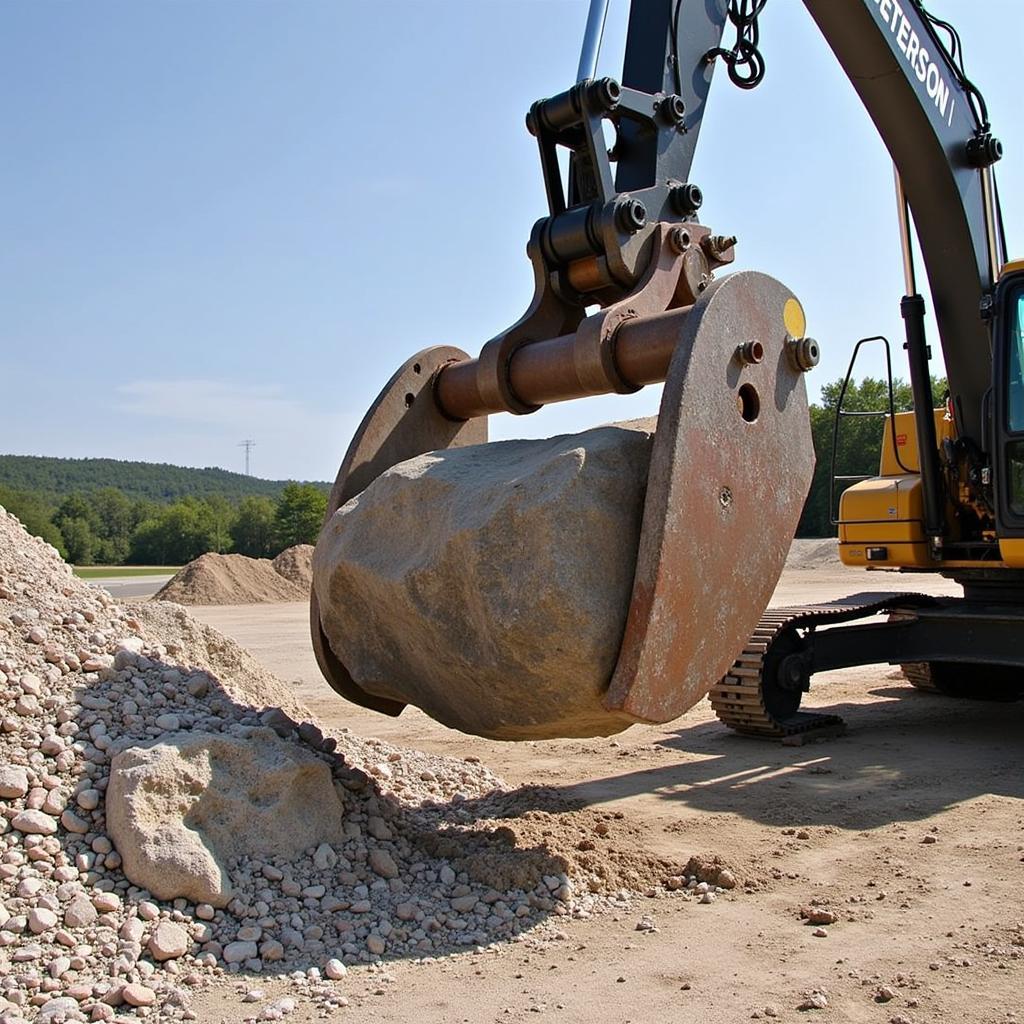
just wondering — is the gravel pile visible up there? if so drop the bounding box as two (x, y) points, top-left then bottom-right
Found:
(0, 508), (708, 1022)
(785, 538), (840, 570)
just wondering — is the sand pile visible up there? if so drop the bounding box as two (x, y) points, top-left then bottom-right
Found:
(154, 551), (309, 606)
(270, 545), (313, 589)
(0, 507), (723, 1022)
(785, 538), (840, 570)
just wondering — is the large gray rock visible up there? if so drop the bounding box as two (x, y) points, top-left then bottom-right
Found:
(106, 729), (345, 907)
(314, 420), (656, 740)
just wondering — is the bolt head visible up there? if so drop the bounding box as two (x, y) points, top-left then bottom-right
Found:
(669, 226), (691, 254)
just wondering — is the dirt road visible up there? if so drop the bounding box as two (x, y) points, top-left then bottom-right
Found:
(188, 564), (1024, 1023)
(87, 573), (173, 599)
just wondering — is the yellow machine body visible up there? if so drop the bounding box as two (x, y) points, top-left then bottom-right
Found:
(839, 258), (1024, 572)
(839, 410), (956, 569)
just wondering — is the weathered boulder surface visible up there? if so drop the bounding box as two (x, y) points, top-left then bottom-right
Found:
(314, 420), (656, 740)
(106, 728), (346, 906)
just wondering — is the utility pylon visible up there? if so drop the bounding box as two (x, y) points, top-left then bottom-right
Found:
(238, 439), (256, 476)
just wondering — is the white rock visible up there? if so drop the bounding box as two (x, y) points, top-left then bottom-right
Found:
(106, 729), (345, 908)
(313, 844), (337, 870)
(137, 900), (159, 922)
(325, 958), (347, 980)
(28, 908), (58, 935)
(11, 810), (57, 836)
(148, 920), (189, 961)
(61, 809), (90, 834)
(0, 766), (29, 799)
(37, 996), (83, 1023)
(16, 877), (44, 899)
(76, 789), (101, 812)
(119, 918), (145, 944)
(63, 895), (97, 929)
(92, 892), (120, 914)
(368, 849), (399, 879)
(223, 940), (259, 964)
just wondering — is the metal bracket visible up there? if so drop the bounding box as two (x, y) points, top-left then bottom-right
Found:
(572, 222), (714, 395)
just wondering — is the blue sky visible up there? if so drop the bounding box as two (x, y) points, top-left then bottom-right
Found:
(3, 1), (1022, 481)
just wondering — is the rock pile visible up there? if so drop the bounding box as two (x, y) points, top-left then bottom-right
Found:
(154, 547), (313, 606)
(0, 507), (707, 1022)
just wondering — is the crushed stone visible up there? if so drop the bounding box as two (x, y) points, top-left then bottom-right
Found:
(0, 507), (723, 1022)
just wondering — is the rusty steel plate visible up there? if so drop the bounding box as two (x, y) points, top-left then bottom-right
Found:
(310, 346), (488, 716)
(603, 271), (815, 724)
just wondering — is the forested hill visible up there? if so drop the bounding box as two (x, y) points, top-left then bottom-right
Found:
(0, 455), (329, 504)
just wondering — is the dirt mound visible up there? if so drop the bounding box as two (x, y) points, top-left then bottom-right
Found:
(272, 543), (314, 588)
(786, 537), (840, 570)
(0, 503), (720, 1020)
(154, 551), (307, 605)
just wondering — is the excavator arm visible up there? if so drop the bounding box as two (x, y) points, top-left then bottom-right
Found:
(309, 0), (1021, 741)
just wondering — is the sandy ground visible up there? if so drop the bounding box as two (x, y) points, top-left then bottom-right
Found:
(183, 563), (1024, 1024)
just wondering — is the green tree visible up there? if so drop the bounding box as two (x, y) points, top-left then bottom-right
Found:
(231, 496), (278, 557)
(129, 498), (223, 564)
(202, 495), (235, 555)
(91, 487), (136, 563)
(59, 517), (99, 565)
(54, 493), (100, 532)
(53, 494), (101, 564)
(274, 483), (327, 549)
(798, 375), (947, 537)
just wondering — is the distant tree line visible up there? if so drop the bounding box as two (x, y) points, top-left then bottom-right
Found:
(0, 482), (328, 566)
(0, 454), (328, 506)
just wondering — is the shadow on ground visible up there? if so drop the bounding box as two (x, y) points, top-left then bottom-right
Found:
(467, 680), (1024, 831)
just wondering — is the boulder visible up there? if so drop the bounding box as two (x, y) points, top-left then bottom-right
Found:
(313, 420), (655, 740)
(106, 729), (345, 907)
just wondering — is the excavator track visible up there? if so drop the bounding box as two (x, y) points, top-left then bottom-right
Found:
(710, 593), (937, 738)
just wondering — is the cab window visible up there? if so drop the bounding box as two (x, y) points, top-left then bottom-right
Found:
(1006, 287), (1024, 514)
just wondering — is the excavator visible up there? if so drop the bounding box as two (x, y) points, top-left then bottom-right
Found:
(310, 0), (1023, 741)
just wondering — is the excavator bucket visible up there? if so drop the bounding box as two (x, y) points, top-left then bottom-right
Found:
(310, 250), (816, 738)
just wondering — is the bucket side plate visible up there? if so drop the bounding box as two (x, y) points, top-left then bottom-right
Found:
(604, 271), (815, 723)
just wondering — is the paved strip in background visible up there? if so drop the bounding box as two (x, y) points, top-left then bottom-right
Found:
(87, 575), (172, 600)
